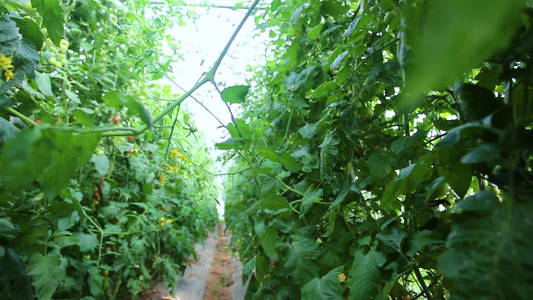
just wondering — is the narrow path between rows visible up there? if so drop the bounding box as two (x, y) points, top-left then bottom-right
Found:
(203, 225), (234, 300)
(144, 224), (247, 300)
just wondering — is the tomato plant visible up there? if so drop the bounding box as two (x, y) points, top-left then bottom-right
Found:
(221, 1), (533, 300)
(0, 0), (220, 299)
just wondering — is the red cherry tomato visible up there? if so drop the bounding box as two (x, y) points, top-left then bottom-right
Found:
(113, 116), (120, 124)
(128, 136), (134, 141)
(128, 149), (133, 154)
(35, 119), (42, 124)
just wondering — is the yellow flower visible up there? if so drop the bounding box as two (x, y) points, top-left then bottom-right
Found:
(160, 217), (165, 222)
(171, 149), (187, 161)
(167, 164), (178, 173)
(338, 273), (347, 283)
(0, 53), (14, 82)
(0, 53), (13, 68)
(170, 149), (179, 158)
(166, 219), (172, 224)
(4, 69), (14, 82)
(159, 173), (166, 186)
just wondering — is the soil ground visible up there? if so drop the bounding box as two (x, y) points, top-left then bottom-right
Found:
(137, 224), (247, 300)
(203, 225), (233, 300)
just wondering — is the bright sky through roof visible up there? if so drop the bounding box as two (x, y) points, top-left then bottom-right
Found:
(169, 1), (266, 144)
(167, 1), (268, 215)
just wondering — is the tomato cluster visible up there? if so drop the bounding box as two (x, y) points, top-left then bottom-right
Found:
(42, 38), (69, 68)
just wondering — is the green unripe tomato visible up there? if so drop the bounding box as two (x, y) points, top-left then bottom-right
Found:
(48, 57), (57, 65)
(23, 2), (37, 14)
(59, 39), (70, 49)
(384, 11), (397, 24)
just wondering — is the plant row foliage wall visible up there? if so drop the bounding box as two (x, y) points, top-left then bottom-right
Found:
(223, 0), (533, 299)
(0, 0), (218, 299)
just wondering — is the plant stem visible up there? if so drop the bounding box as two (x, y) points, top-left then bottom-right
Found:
(94, 0), (261, 137)
(6, 107), (38, 126)
(414, 267), (433, 300)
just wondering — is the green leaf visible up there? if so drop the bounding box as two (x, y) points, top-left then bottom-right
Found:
(407, 230), (444, 257)
(256, 255), (269, 282)
(31, 0), (64, 46)
(257, 146), (299, 170)
(91, 154), (110, 175)
(0, 128), (99, 198)
(261, 194), (291, 211)
(308, 23), (324, 40)
(12, 39), (40, 83)
(280, 235), (320, 286)
(382, 153), (434, 212)
(434, 147), (472, 198)
(348, 248), (387, 300)
(403, 0), (523, 98)
(0, 17), (39, 92)
(299, 123), (318, 139)
(453, 190), (499, 214)
(368, 149), (395, 180)
(377, 226), (407, 253)
(77, 232), (98, 252)
(220, 85), (250, 104)
(0, 128), (51, 191)
(34, 71), (53, 96)
(0, 117), (19, 146)
(215, 137), (245, 150)
(312, 81), (338, 98)
(47, 202), (75, 220)
(343, 15), (372, 38)
(0, 96), (14, 109)
(439, 192), (533, 299)
(11, 226), (49, 249)
(72, 109), (95, 126)
(301, 188), (323, 215)
(38, 130), (100, 199)
(27, 252), (65, 300)
(103, 92), (152, 128)
(243, 257), (256, 277)
(54, 231), (78, 248)
(284, 65), (323, 92)
(330, 50), (349, 70)
(0, 249), (33, 299)
(11, 16), (43, 50)
(260, 226), (278, 259)
(301, 266), (344, 300)
(436, 119), (493, 148)
(65, 89), (80, 105)
(461, 143), (499, 164)
(0, 15), (20, 53)
(290, 5), (304, 25)
(320, 132), (341, 182)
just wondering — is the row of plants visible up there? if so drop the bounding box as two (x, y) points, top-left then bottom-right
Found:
(224, 0), (533, 299)
(0, 0), (218, 299)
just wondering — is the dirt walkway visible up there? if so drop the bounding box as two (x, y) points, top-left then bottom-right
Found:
(145, 224), (247, 300)
(203, 225), (233, 300)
